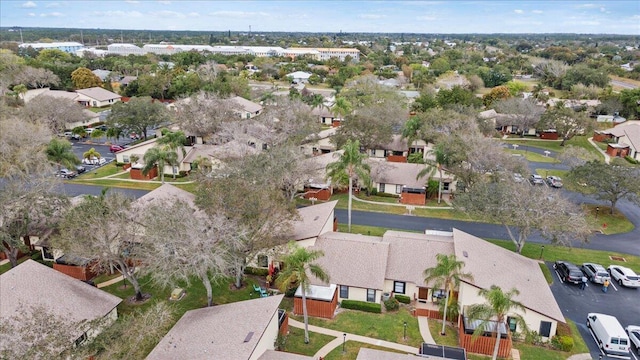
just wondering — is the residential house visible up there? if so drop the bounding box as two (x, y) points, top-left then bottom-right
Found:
(147, 295), (287, 360)
(367, 159), (430, 205)
(0, 260), (122, 352)
(301, 229), (563, 345)
(593, 121), (640, 160)
(75, 87), (121, 108)
(91, 69), (111, 82)
(180, 141), (259, 172)
(596, 114), (626, 124)
(301, 127), (337, 156)
(24, 87), (78, 103)
(311, 106), (342, 127)
(230, 96), (263, 119)
(286, 71), (313, 84)
(301, 150), (343, 200)
(368, 135), (427, 162)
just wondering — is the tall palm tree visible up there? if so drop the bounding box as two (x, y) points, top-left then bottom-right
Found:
(466, 286), (527, 360)
(276, 243), (329, 344)
(90, 129), (105, 142)
(417, 143), (451, 204)
(331, 96), (352, 121)
(46, 138), (79, 171)
(158, 129), (187, 179)
(142, 147), (177, 184)
(82, 147), (101, 164)
(423, 253), (473, 336)
(326, 139), (370, 232)
(402, 116), (423, 159)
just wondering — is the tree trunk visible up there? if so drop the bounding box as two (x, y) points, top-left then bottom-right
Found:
(610, 200), (616, 215)
(5, 248), (18, 268)
(437, 168), (443, 204)
(202, 275), (214, 307)
(302, 285), (310, 344)
(492, 329), (502, 360)
(560, 136), (568, 146)
(235, 260), (245, 289)
(118, 263), (143, 301)
(441, 285), (449, 335)
(347, 176), (353, 233)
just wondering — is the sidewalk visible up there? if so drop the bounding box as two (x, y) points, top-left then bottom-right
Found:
(587, 137), (611, 164)
(352, 194), (453, 210)
(288, 316), (435, 358)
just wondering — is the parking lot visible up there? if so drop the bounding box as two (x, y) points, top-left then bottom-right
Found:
(548, 262), (640, 359)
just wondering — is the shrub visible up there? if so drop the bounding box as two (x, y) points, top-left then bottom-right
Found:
(376, 192), (400, 199)
(370, 188), (378, 196)
(551, 335), (574, 351)
(244, 266), (269, 276)
(115, 162), (126, 167)
(624, 156), (639, 164)
(395, 294), (411, 304)
(384, 297), (399, 311)
(555, 322), (572, 337)
(341, 300), (382, 314)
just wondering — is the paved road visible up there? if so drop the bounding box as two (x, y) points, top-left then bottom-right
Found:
(610, 79), (638, 90)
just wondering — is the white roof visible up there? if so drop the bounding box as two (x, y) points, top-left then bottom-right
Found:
(295, 284), (337, 301)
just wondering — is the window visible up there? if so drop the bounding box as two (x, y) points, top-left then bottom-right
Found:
(74, 332), (87, 347)
(393, 281), (405, 294)
(367, 289), (376, 302)
(379, 184), (385, 193)
(123, 155), (130, 163)
(339, 285), (349, 299)
(257, 255), (268, 268)
(507, 316), (517, 333)
(395, 185), (402, 194)
(539, 321), (552, 337)
(442, 182), (450, 191)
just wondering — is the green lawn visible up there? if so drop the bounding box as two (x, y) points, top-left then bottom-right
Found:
(539, 263), (553, 285)
(76, 162), (122, 179)
(428, 319), (459, 347)
(582, 204), (635, 235)
(323, 341), (407, 360)
(293, 308), (423, 348)
(331, 193), (406, 215)
(507, 149), (560, 163)
(72, 179), (162, 190)
(282, 327), (335, 357)
(504, 136), (604, 161)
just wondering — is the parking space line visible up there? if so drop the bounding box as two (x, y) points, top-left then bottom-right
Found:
(631, 349), (638, 360)
(554, 269), (564, 283)
(610, 282), (618, 291)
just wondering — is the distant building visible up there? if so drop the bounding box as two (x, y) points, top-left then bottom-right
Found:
(107, 43), (144, 56)
(19, 42), (84, 54)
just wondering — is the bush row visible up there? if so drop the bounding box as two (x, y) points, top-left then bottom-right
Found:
(395, 294), (411, 304)
(244, 266), (269, 276)
(341, 300), (382, 314)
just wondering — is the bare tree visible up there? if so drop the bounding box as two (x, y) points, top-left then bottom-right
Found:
(557, 145), (600, 167)
(493, 98), (545, 136)
(23, 95), (89, 134)
(54, 191), (146, 301)
(142, 200), (236, 307)
(455, 180), (590, 253)
(174, 91), (235, 141)
(538, 103), (594, 146)
(15, 66), (60, 89)
(0, 116), (52, 178)
(260, 97), (321, 146)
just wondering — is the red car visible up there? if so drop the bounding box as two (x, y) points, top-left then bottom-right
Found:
(109, 145), (124, 153)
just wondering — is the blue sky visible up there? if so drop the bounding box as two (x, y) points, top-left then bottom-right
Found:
(1, 1), (639, 34)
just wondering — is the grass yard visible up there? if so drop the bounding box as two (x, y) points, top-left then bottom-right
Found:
(76, 162), (122, 179)
(504, 136), (604, 161)
(428, 319), (459, 347)
(582, 204), (635, 235)
(72, 179), (161, 190)
(539, 263), (553, 284)
(507, 149), (560, 163)
(294, 308), (423, 348)
(323, 341), (407, 360)
(331, 193), (406, 215)
(0, 251), (49, 275)
(282, 327), (335, 357)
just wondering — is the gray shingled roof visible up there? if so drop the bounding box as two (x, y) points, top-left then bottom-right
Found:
(147, 295), (284, 360)
(135, 183), (196, 208)
(383, 230), (455, 286)
(0, 260), (122, 346)
(75, 87), (121, 102)
(451, 229), (564, 322)
(291, 201), (337, 241)
(230, 96), (263, 114)
(368, 158), (427, 189)
(310, 232), (388, 290)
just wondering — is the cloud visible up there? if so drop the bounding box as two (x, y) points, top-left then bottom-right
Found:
(45, 2), (60, 7)
(600, 7), (606, 12)
(157, 0), (171, 3)
(149, 10), (187, 18)
(209, 10), (269, 18)
(576, 3), (598, 8)
(514, 9), (524, 14)
(358, 14), (387, 19)
(28, 12), (36, 16)
(21, 1), (36, 8)
(39, 12), (64, 17)
(532, 10), (543, 14)
(125, 0), (139, 3)
(187, 12), (199, 17)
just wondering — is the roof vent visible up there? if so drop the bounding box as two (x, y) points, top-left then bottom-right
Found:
(463, 251), (468, 258)
(314, 216), (319, 221)
(243, 332), (254, 343)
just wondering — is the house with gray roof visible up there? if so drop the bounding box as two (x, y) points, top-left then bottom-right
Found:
(75, 87), (121, 108)
(229, 96), (263, 118)
(147, 295), (286, 360)
(0, 260), (122, 353)
(596, 121), (640, 160)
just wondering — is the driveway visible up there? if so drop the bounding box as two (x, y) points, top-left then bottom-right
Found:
(547, 262), (640, 359)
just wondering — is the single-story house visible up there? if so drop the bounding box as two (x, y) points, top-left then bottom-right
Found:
(368, 158), (425, 196)
(593, 122), (640, 160)
(0, 260), (122, 353)
(75, 87), (121, 108)
(311, 106), (342, 127)
(596, 115), (626, 124)
(286, 71), (312, 84)
(303, 229), (563, 344)
(23, 87), (79, 103)
(91, 69), (111, 82)
(147, 295), (287, 360)
(301, 127), (337, 156)
(368, 135), (428, 163)
(301, 150), (344, 200)
(181, 141), (259, 172)
(230, 96), (263, 119)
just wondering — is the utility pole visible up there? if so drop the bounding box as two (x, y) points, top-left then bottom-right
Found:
(80, 30), (84, 45)
(121, 31), (124, 44)
(249, 25), (251, 37)
(19, 28), (24, 44)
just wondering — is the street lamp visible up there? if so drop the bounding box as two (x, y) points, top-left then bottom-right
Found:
(342, 333), (346, 353)
(596, 206), (600, 219)
(403, 321), (407, 340)
(539, 245), (545, 260)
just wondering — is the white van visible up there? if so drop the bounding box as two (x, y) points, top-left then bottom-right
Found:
(587, 313), (630, 359)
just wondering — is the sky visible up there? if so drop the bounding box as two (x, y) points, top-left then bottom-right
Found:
(1, 0), (639, 35)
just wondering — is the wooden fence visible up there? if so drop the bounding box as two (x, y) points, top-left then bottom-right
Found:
(294, 290), (338, 319)
(414, 308), (444, 320)
(457, 316), (512, 358)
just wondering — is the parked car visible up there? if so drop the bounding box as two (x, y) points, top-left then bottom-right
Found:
(546, 175), (563, 188)
(75, 165), (86, 174)
(529, 174), (544, 185)
(82, 157), (107, 166)
(109, 144), (124, 153)
(57, 168), (77, 179)
(85, 128), (95, 134)
(513, 173), (524, 183)
(581, 263), (610, 284)
(63, 131), (73, 138)
(608, 265), (640, 288)
(554, 261), (583, 284)
(96, 125), (108, 131)
(130, 133), (140, 140)
(587, 313), (631, 358)
(70, 133), (81, 140)
(626, 325), (640, 354)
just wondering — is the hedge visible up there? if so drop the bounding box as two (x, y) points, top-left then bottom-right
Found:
(551, 335), (574, 351)
(341, 300), (382, 314)
(384, 297), (399, 311)
(395, 294), (411, 304)
(244, 266), (269, 276)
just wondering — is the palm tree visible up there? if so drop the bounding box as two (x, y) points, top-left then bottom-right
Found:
(90, 129), (105, 142)
(423, 253), (473, 336)
(72, 126), (87, 139)
(326, 139), (370, 232)
(157, 129), (187, 179)
(142, 147), (177, 183)
(466, 286), (527, 360)
(276, 243), (329, 344)
(331, 96), (352, 121)
(417, 143), (451, 204)
(106, 127), (123, 144)
(402, 116), (423, 159)
(82, 147), (101, 164)
(46, 138), (79, 171)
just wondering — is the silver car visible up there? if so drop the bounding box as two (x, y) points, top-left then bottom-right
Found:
(581, 263), (610, 284)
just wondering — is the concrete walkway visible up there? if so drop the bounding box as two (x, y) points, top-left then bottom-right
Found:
(417, 316), (436, 344)
(352, 193), (453, 210)
(587, 136), (611, 164)
(565, 353), (594, 360)
(288, 318), (418, 358)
